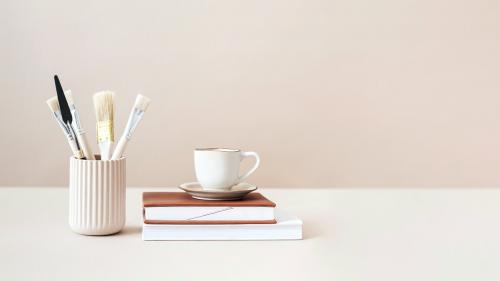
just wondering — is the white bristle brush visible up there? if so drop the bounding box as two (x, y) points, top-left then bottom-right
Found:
(111, 94), (151, 160)
(93, 91), (115, 160)
(46, 97), (84, 158)
(65, 90), (95, 160)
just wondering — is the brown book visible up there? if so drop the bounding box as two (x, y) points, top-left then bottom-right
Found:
(143, 192), (276, 224)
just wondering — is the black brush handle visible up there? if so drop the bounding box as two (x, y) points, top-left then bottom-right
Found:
(54, 75), (72, 124)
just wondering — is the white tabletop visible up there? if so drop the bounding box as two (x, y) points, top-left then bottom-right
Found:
(1, 187), (499, 281)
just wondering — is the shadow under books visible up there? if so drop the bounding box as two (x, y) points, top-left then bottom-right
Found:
(302, 219), (322, 240)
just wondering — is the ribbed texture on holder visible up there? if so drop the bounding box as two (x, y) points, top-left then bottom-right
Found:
(69, 157), (126, 235)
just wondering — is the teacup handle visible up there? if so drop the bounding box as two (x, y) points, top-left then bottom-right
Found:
(238, 151), (260, 183)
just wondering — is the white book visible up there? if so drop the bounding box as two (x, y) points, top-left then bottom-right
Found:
(142, 209), (302, 241)
(144, 206), (274, 222)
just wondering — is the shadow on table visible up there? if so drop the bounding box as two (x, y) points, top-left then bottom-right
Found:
(302, 219), (324, 240)
(118, 226), (142, 236)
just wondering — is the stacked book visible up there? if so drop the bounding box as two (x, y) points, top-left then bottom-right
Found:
(142, 192), (302, 240)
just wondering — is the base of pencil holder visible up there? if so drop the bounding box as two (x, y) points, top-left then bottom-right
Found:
(68, 156), (126, 235)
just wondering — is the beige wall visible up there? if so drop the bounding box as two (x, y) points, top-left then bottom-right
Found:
(1, 0), (500, 187)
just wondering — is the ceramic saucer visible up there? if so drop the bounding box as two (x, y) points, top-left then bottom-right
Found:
(178, 182), (257, 200)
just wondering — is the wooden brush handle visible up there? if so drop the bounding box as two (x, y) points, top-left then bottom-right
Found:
(67, 137), (84, 159)
(77, 132), (95, 160)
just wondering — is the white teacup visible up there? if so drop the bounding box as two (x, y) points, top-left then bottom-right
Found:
(194, 148), (260, 190)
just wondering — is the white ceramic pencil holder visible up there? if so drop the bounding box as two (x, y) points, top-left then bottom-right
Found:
(69, 156), (126, 235)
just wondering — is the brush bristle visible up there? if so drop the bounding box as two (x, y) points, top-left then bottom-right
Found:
(64, 90), (74, 106)
(46, 96), (60, 112)
(93, 91), (115, 122)
(134, 94), (151, 111)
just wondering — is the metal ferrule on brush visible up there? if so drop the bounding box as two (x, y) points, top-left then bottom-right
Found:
(124, 108), (145, 140)
(69, 126), (85, 159)
(54, 112), (72, 137)
(54, 112), (84, 159)
(97, 120), (114, 143)
(68, 105), (85, 135)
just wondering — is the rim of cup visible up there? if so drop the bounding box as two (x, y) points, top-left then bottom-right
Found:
(195, 148), (240, 152)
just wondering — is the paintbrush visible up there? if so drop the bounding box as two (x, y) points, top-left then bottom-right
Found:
(46, 97), (85, 159)
(93, 91), (115, 160)
(54, 75), (85, 159)
(65, 90), (95, 160)
(111, 94), (151, 160)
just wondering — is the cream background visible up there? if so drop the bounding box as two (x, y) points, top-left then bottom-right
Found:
(1, 0), (500, 187)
